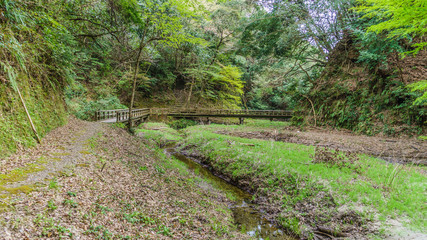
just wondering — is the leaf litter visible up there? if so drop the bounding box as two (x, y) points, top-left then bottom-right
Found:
(0, 117), (247, 239)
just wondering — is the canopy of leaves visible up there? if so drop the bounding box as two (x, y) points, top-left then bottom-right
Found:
(355, 0), (427, 55)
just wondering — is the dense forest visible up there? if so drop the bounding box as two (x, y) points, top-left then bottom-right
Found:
(0, 1), (426, 239)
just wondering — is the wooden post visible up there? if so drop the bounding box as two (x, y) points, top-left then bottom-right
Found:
(239, 118), (244, 125)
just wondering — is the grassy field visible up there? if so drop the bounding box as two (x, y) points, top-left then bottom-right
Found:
(136, 120), (426, 238)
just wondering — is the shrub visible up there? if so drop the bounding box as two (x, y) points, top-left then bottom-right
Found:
(168, 119), (197, 129)
(65, 81), (128, 120)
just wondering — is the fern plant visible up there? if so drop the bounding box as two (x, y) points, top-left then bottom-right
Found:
(407, 80), (427, 106)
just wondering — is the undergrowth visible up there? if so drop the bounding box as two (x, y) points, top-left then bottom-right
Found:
(312, 147), (361, 172)
(0, 1), (69, 159)
(300, 60), (425, 136)
(136, 122), (183, 147)
(0, 76), (67, 159)
(169, 119), (197, 130)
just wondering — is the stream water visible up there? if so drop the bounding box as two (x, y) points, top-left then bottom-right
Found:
(165, 148), (293, 240)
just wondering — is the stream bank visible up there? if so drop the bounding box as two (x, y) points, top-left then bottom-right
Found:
(164, 147), (293, 240)
(137, 121), (427, 239)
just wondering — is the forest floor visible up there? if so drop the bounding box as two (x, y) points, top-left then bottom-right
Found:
(0, 117), (246, 239)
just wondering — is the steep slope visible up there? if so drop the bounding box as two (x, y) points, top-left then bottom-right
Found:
(0, 75), (67, 158)
(0, 2), (70, 158)
(302, 35), (426, 136)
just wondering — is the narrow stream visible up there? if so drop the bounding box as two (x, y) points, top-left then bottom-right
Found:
(165, 148), (293, 240)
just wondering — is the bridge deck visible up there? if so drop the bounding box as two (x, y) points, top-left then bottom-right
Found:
(100, 118), (117, 123)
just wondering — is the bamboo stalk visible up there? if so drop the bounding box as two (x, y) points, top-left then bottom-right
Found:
(16, 84), (41, 143)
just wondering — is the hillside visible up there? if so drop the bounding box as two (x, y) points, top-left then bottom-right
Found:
(300, 35), (426, 135)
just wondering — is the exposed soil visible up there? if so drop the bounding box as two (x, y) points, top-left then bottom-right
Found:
(0, 118), (245, 239)
(214, 126), (427, 165)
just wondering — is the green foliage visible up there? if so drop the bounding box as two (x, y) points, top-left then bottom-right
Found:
(67, 96), (126, 121)
(184, 64), (244, 107)
(48, 178), (59, 190)
(352, 29), (404, 69)
(137, 122), (182, 141)
(47, 200), (57, 211)
(112, 122), (127, 129)
(63, 199), (78, 208)
(169, 119), (197, 130)
(65, 82), (127, 120)
(407, 80), (427, 106)
(85, 225), (113, 240)
(214, 65), (244, 104)
(67, 191), (77, 197)
(355, 0), (427, 55)
(0, 74), (68, 159)
(34, 214), (72, 239)
(0, 1), (71, 157)
(0, 0), (425, 159)
(123, 212), (155, 225)
(307, 77), (424, 135)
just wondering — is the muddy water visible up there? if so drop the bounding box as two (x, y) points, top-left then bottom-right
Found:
(165, 148), (293, 240)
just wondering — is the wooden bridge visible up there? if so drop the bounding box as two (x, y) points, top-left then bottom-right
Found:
(96, 108), (292, 124)
(95, 108), (150, 123)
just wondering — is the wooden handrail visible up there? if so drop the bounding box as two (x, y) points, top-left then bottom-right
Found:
(150, 108), (292, 118)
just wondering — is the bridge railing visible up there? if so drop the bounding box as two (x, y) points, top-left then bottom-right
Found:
(96, 109), (127, 121)
(96, 108), (150, 122)
(98, 108), (292, 122)
(116, 108), (150, 122)
(150, 108), (169, 115)
(167, 108), (293, 117)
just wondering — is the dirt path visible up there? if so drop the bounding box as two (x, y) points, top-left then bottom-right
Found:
(0, 118), (245, 239)
(215, 126), (427, 165)
(2, 120), (102, 189)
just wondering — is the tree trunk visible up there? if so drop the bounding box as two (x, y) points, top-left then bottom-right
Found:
(128, 43), (144, 130)
(186, 77), (195, 108)
(304, 95), (317, 127)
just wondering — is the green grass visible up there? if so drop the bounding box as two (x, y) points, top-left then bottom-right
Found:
(133, 120), (426, 236)
(243, 119), (292, 128)
(190, 119), (291, 133)
(136, 122), (183, 146)
(180, 125), (427, 232)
